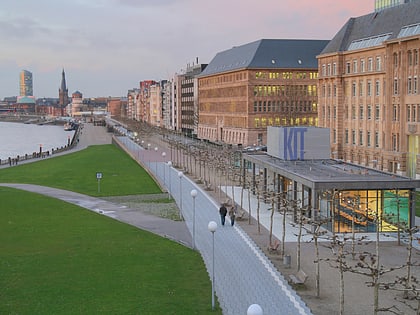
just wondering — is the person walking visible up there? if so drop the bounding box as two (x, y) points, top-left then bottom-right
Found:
(219, 203), (227, 226)
(229, 206), (236, 226)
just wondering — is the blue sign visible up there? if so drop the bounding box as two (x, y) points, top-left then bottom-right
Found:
(283, 127), (308, 160)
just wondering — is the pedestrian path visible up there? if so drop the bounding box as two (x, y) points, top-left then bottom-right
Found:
(117, 136), (313, 315)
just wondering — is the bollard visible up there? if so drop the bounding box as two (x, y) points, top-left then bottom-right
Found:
(283, 255), (291, 268)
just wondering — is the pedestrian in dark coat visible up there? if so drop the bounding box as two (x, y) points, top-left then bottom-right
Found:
(219, 204), (227, 226)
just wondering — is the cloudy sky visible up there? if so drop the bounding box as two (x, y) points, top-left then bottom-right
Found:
(0, 0), (372, 99)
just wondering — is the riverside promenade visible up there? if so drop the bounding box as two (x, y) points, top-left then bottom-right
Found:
(3, 123), (418, 314)
(1, 123), (313, 315)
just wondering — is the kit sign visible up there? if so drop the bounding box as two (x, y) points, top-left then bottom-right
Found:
(283, 127), (307, 160)
(267, 126), (330, 161)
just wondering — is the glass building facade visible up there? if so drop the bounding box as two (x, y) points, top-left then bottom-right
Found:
(19, 70), (33, 96)
(375, 0), (418, 11)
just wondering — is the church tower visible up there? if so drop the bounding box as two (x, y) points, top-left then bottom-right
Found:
(59, 69), (69, 116)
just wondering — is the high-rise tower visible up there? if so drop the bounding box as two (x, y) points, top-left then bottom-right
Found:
(375, 0), (419, 11)
(19, 70), (33, 96)
(59, 69), (69, 116)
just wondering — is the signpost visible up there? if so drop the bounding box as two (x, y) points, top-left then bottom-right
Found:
(96, 172), (103, 193)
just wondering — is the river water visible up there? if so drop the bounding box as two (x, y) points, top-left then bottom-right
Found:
(0, 121), (75, 160)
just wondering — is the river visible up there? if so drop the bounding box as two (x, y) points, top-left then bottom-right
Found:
(0, 121), (75, 160)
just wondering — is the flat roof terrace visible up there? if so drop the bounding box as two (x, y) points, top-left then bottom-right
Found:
(244, 153), (420, 191)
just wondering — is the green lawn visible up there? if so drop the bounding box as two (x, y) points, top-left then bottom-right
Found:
(0, 145), (160, 196)
(0, 145), (221, 314)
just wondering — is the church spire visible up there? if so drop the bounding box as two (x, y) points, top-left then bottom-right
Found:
(58, 68), (69, 116)
(60, 68), (67, 92)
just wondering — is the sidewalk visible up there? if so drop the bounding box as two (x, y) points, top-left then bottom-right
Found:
(3, 123), (419, 314)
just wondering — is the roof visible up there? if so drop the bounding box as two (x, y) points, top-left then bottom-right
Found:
(244, 153), (420, 191)
(199, 39), (329, 77)
(321, 1), (420, 54)
(17, 96), (36, 104)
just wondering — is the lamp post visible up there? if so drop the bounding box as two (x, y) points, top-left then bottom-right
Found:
(147, 143), (151, 167)
(167, 161), (172, 200)
(162, 152), (167, 189)
(154, 147), (158, 175)
(178, 171), (183, 220)
(247, 304), (263, 315)
(208, 221), (217, 311)
(190, 189), (198, 249)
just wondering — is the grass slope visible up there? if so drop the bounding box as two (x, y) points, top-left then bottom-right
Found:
(0, 145), (220, 314)
(0, 145), (160, 196)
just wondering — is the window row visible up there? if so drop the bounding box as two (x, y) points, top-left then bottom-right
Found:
(255, 72), (318, 80)
(394, 50), (420, 67)
(254, 116), (317, 128)
(321, 56), (383, 77)
(347, 104), (381, 120)
(253, 100), (318, 113)
(254, 85), (317, 97)
(406, 104), (420, 123)
(344, 129), (381, 148)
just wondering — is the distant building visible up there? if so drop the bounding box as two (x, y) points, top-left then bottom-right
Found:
(197, 39), (328, 146)
(317, 1), (420, 178)
(176, 61), (207, 137)
(19, 70), (33, 96)
(375, 0), (419, 11)
(71, 91), (83, 117)
(58, 69), (69, 116)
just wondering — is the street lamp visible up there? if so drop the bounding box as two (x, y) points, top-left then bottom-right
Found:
(167, 161), (172, 200)
(162, 152), (167, 189)
(178, 171), (183, 220)
(190, 189), (198, 249)
(247, 304), (263, 315)
(208, 221), (217, 311)
(154, 147), (158, 175)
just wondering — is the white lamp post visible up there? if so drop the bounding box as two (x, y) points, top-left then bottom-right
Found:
(162, 152), (167, 189)
(247, 304), (263, 315)
(208, 221), (217, 311)
(167, 161), (172, 199)
(154, 147), (158, 174)
(190, 189), (198, 249)
(178, 171), (183, 219)
(147, 143), (151, 167)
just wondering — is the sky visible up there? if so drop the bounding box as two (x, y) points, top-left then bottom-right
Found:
(0, 0), (372, 99)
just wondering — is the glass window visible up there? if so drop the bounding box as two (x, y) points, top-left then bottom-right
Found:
(368, 58), (373, 71)
(353, 60), (358, 73)
(394, 79), (399, 95)
(359, 130), (363, 145)
(375, 80), (380, 96)
(333, 63), (337, 75)
(376, 56), (381, 71)
(346, 62), (351, 74)
(359, 105), (364, 120)
(367, 81), (372, 96)
(367, 104), (372, 120)
(375, 105), (380, 121)
(367, 131), (371, 147)
(345, 129), (349, 144)
(352, 130), (356, 145)
(375, 132), (379, 148)
(360, 59), (365, 72)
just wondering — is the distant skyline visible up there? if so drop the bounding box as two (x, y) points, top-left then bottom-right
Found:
(0, 0), (372, 99)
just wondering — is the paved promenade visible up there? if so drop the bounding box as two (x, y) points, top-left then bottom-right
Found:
(3, 123), (419, 314)
(1, 123), (312, 314)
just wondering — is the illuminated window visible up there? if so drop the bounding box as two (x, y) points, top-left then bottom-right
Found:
(254, 118), (260, 127)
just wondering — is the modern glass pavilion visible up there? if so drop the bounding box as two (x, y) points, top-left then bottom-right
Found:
(241, 127), (420, 233)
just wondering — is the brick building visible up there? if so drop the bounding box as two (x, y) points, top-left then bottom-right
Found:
(197, 39), (328, 146)
(317, 1), (420, 178)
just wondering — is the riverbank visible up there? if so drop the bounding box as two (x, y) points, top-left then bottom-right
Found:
(0, 120), (81, 167)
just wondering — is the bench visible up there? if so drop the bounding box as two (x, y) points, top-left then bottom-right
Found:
(267, 239), (280, 253)
(289, 270), (308, 285)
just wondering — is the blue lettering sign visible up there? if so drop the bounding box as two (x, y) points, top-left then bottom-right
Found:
(283, 128), (308, 160)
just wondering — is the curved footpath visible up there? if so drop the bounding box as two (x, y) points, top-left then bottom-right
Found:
(1, 123), (313, 315)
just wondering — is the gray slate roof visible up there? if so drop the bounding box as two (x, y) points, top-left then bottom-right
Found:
(321, 1), (420, 54)
(200, 39), (329, 77)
